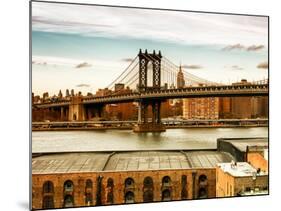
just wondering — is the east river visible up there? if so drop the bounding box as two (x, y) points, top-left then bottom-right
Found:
(32, 127), (268, 153)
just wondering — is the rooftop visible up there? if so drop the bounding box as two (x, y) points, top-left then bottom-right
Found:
(219, 138), (268, 152)
(217, 162), (268, 177)
(32, 150), (234, 174)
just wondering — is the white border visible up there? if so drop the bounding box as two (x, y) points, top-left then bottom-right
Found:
(1, 0), (278, 211)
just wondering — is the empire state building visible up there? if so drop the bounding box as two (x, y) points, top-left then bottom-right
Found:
(177, 65), (185, 88)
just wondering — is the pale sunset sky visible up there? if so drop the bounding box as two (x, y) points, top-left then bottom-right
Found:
(32, 1), (268, 96)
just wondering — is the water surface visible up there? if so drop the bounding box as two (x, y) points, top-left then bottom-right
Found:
(32, 127), (268, 153)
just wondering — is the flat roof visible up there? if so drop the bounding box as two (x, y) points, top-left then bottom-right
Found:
(32, 153), (110, 174)
(32, 150), (234, 174)
(220, 138), (268, 152)
(217, 162), (268, 177)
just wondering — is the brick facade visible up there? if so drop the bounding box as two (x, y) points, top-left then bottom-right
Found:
(32, 168), (215, 210)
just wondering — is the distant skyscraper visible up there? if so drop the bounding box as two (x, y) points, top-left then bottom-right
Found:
(65, 89), (70, 97)
(177, 65), (185, 88)
(71, 89), (74, 96)
(58, 90), (63, 98)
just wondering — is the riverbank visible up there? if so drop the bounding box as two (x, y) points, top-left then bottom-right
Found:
(32, 124), (268, 131)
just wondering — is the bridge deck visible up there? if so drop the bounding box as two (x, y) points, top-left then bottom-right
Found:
(34, 84), (268, 108)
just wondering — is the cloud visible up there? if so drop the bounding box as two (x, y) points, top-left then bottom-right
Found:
(257, 61), (268, 69)
(121, 58), (134, 62)
(222, 44), (245, 51)
(75, 62), (92, 68)
(222, 44), (266, 51)
(182, 64), (203, 69)
(231, 65), (243, 70)
(247, 45), (265, 51)
(32, 2), (268, 46)
(76, 84), (90, 87)
(32, 60), (48, 66)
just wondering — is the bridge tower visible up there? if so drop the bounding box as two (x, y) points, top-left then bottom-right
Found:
(134, 49), (166, 132)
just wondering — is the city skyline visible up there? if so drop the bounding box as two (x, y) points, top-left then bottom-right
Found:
(32, 2), (268, 96)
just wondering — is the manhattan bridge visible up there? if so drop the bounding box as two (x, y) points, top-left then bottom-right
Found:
(33, 49), (268, 132)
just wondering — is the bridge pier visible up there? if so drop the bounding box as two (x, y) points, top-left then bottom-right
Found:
(68, 96), (86, 121)
(133, 49), (166, 132)
(134, 100), (166, 132)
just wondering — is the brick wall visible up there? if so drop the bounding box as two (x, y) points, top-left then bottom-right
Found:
(32, 168), (216, 210)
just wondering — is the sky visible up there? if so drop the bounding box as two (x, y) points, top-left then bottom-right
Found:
(32, 1), (268, 96)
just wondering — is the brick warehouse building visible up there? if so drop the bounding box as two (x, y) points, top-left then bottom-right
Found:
(32, 138), (268, 210)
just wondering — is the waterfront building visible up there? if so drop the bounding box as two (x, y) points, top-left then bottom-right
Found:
(216, 138), (268, 197)
(219, 97), (232, 119)
(115, 83), (125, 92)
(105, 102), (138, 120)
(32, 138), (268, 209)
(32, 150), (229, 209)
(95, 88), (112, 97)
(183, 97), (220, 119)
(216, 162), (268, 197)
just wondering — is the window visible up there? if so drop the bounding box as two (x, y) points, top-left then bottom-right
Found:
(64, 180), (74, 192)
(86, 179), (93, 189)
(107, 178), (114, 188)
(162, 176), (171, 186)
(198, 188), (207, 199)
(143, 190), (154, 202)
(181, 175), (188, 199)
(42, 196), (54, 209)
(64, 195), (74, 207)
(107, 178), (114, 204)
(143, 177), (154, 202)
(107, 192), (114, 204)
(245, 187), (251, 192)
(143, 177), (153, 188)
(199, 175), (207, 183)
(227, 182), (229, 195)
(162, 189), (171, 201)
(125, 191), (135, 204)
(85, 193), (93, 206)
(125, 178), (135, 189)
(43, 181), (54, 193)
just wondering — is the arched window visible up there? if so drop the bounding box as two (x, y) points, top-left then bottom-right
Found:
(85, 193), (93, 206)
(143, 190), (154, 202)
(125, 191), (135, 204)
(86, 179), (93, 189)
(181, 175), (188, 199)
(143, 176), (154, 202)
(64, 195), (74, 207)
(125, 178), (135, 189)
(43, 181), (54, 193)
(106, 178), (114, 204)
(107, 192), (114, 204)
(143, 177), (153, 188)
(64, 180), (74, 192)
(199, 175), (207, 183)
(42, 196), (54, 209)
(162, 189), (171, 201)
(162, 176), (171, 186)
(198, 188), (207, 199)
(107, 178), (114, 188)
